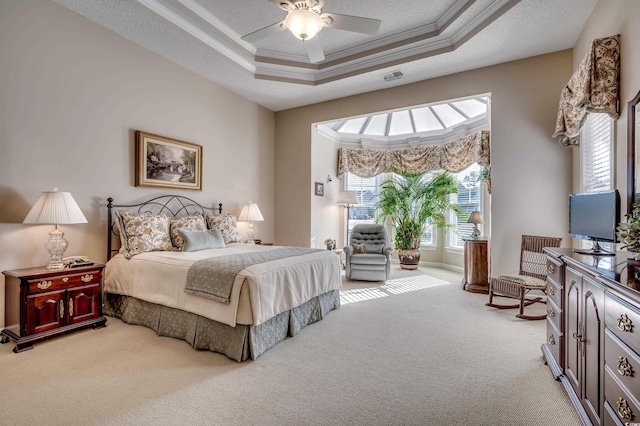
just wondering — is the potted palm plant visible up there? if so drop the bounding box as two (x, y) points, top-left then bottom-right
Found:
(376, 171), (463, 269)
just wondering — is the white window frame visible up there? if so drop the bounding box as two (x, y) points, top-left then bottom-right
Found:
(446, 163), (484, 251)
(579, 113), (614, 250)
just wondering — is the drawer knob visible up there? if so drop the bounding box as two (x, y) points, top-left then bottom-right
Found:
(548, 286), (555, 296)
(36, 280), (52, 290)
(617, 314), (634, 332)
(548, 264), (556, 274)
(617, 356), (634, 377)
(547, 308), (555, 317)
(617, 397), (633, 421)
(548, 334), (556, 345)
(62, 277), (69, 283)
(81, 274), (93, 283)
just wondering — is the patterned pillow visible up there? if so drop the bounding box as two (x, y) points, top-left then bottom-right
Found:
(170, 215), (207, 250)
(115, 211), (172, 259)
(205, 213), (243, 243)
(351, 243), (366, 254)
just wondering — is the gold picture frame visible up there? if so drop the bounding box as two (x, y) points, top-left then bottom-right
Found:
(135, 131), (202, 191)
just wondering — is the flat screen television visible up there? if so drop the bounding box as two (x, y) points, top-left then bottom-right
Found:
(568, 189), (620, 256)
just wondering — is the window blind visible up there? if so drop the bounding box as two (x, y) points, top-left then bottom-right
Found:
(581, 113), (613, 192)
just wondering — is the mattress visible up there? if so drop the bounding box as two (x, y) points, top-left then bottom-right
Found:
(103, 243), (341, 327)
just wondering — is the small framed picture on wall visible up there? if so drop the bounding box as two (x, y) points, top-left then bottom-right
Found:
(315, 182), (324, 196)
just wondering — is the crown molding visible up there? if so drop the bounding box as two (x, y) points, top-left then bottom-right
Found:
(136, 0), (521, 85)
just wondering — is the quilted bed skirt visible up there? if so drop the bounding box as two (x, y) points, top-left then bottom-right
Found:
(103, 290), (340, 362)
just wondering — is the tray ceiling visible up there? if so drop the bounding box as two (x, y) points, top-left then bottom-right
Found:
(52, 0), (597, 111)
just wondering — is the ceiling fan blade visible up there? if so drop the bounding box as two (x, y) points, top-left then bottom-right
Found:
(241, 20), (286, 43)
(322, 13), (381, 35)
(304, 37), (325, 63)
(268, 0), (294, 11)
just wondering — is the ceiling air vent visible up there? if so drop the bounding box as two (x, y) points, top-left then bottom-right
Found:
(383, 70), (404, 82)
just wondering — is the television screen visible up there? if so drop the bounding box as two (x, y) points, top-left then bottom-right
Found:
(568, 190), (620, 244)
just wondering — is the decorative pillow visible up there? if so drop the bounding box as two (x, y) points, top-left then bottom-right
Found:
(179, 228), (225, 252)
(115, 211), (172, 259)
(170, 215), (207, 250)
(205, 213), (242, 244)
(351, 243), (367, 254)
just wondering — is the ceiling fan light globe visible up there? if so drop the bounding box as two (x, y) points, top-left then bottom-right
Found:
(285, 9), (323, 40)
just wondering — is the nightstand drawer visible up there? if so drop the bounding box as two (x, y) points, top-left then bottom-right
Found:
(27, 269), (102, 294)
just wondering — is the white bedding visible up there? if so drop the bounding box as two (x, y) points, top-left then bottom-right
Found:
(104, 244), (341, 327)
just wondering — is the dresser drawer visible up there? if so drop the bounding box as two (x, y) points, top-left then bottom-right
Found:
(546, 297), (562, 331)
(546, 277), (562, 310)
(546, 317), (563, 366)
(605, 292), (640, 355)
(27, 269), (102, 294)
(604, 400), (625, 426)
(546, 257), (563, 287)
(605, 329), (640, 400)
(605, 365), (640, 424)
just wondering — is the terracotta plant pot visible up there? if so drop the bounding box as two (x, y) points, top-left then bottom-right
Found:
(398, 249), (420, 270)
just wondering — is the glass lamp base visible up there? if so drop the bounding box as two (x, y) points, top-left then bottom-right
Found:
(247, 224), (256, 244)
(470, 225), (482, 239)
(45, 228), (69, 269)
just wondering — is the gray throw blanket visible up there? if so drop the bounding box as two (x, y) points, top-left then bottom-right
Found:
(184, 247), (320, 303)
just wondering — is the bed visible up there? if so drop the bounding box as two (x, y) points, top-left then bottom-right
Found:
(103, 195), (341, 361)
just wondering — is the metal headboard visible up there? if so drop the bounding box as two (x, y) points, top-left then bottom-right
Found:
(107, 195), (223, 260)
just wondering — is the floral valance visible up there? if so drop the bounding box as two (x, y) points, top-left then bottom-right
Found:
(553, 34), (620, 146)
(337, 130), (490, 178)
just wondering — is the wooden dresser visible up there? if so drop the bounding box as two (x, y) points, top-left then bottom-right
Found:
(1, 264), (107, 352)
(542, 248), (640, 425)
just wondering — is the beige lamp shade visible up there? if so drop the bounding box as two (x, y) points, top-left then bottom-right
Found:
(337, 191), (359, 207)
(23, 188), (87, 269)
(23, 189), (87, 225)
(238, 202), (264, 222)
(467, 211), (484, 225)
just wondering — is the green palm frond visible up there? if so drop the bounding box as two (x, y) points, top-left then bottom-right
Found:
(376, 171), (463, 250)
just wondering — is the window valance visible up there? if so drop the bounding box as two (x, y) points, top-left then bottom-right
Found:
(553, 34), (620, 146)
(337, 130), (490, 178)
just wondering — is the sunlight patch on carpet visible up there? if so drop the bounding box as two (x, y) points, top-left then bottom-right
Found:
(341, 274), (451, 305)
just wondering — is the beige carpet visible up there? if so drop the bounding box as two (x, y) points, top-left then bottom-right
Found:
(0, 264), (580, 426)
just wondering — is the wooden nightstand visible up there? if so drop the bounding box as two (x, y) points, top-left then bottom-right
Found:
(1, 264), (107, 353)
(462, 238), (489, 293)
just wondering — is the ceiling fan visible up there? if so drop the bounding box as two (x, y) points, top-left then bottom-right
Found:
(241, 0), (381, 63)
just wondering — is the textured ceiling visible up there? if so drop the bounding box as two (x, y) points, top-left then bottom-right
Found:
(51, 0), (597, 111)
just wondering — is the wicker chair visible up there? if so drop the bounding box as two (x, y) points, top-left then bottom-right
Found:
(486, 235), (562, 320)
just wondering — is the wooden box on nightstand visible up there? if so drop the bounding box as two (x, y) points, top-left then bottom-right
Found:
(1, 264), (107, 353)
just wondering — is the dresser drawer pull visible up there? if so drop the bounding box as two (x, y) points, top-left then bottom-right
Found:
(548, 286), (555, 296)
(60, 300), (64, 319)
(617, 314), (634, 332)
(617, 397), (633, 421)
(547, 308), (555, 317)
(36, 280), (52, 290)
(69, 299), (73, 317)
(548, 334), (556, 345)
(62, 277), (69, 283)
(617, 356), (634, 377)
(81, 274), (93, 283)
(548, 264), (556, 275)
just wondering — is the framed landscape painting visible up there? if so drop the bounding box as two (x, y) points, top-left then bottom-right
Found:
(135, 131), (202, 191)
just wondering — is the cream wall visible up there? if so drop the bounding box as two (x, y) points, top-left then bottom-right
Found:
(310, 130), (340, 248)
(0, 0), (275, 326)
(275, 51), (574, 276)
(570, 0), (640, 216)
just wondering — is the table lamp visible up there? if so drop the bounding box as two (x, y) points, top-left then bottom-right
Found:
(23, 188), (88, 269)
(238, 202), (264, 244)
(467, 210), (483, 239)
